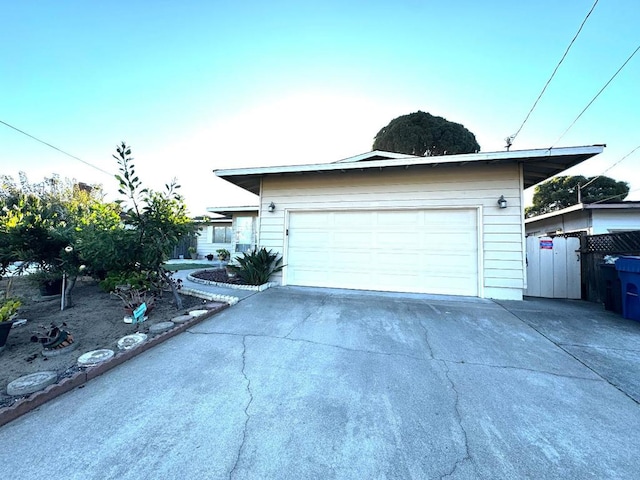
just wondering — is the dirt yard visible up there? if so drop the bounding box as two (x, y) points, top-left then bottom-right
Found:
(0, 276), (203, 408)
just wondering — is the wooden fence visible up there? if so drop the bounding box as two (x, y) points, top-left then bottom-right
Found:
(580, 231), (640, 303)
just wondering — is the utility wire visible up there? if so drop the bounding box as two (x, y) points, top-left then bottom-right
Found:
(0, 119), (112, 176)
(591, 185), (640, 205)
(581, 144), (640, 189)
(550, 43), (640, 147)
(506, 0), (599, 147)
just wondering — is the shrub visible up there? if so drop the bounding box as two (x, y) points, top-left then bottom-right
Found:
(227, 248), (283, 285)
(99, 271), (152, 293)
(0, 297), (21, 323)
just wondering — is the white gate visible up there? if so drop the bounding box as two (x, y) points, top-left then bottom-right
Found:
(525, 236), (581, 299)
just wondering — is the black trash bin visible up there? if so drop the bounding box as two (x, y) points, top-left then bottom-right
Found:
(600, 263), (622, 314)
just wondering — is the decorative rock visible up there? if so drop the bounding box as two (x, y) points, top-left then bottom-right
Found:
(171, 314), (192, 324)
(77, 349), (115, 367)
(117, 333), (148, 350)
(7, 371), (57, 396)
(42, 341), (78, 357)
(149, 321), (174, 334)
(188, 309), (208, 317)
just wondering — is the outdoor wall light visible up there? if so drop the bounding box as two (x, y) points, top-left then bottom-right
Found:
(497, 195), (507, 209)
(268, 202), (276, 213)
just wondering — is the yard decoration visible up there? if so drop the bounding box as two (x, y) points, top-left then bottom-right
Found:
(111, 286), (155, 323)
(30, 322), (75, 351)
(216, 249), (230, 261)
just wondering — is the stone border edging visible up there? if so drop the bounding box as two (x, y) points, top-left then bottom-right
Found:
(0, 302), (229, 429)
(187, 271), (276, 292)
(180, 286), (239, 305)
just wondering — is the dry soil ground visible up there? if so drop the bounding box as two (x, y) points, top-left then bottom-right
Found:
(0, 276), (202, 408)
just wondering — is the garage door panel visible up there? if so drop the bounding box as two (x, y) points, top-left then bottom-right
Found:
(334, 232), (371, 245)
(377, 211), (420, 225)
(289, 214), (329, 228)
(287, 209), (478, 296)
(333, 212), (373, 227)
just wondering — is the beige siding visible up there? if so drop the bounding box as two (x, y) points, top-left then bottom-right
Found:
(259, 163), (524, 299)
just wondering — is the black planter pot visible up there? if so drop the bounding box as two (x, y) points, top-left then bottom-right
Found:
(0, 321), (13, 349)
(39, 278), (63, 296)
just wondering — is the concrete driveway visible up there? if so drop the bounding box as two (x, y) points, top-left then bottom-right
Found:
(1, 287), (639, 479)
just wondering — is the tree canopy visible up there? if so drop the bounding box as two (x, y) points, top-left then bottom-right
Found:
(0, 143), (197, 309)
(372, 111), (480, 156)
(525, 175), (630, 217)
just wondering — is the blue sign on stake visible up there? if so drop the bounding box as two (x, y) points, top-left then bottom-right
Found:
(132, 302), (148, 324)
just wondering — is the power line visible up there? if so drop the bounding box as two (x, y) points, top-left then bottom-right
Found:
(0, 119), (112, 177)
(506, 0), (599, 148)
(581, 144), (640, 189)
(551, 43), (640, 147)
(591, 185), (640, 205)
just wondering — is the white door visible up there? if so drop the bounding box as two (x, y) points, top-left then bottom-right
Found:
(525, 236), (581, 299)
(286, 209), (479, 296)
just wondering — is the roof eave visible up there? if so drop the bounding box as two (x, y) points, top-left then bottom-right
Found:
(215, 145), (605, 195)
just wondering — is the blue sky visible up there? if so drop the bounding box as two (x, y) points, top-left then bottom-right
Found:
(2, 0), (638, 214)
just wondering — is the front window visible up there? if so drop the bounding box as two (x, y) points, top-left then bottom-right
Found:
(212, 225), (233, 243)
(235, 216), (256, 253)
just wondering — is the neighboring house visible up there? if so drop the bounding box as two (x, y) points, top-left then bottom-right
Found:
(525, 202), (640, 237)
(215, 146), (603, 300)
(200, 206), (259, 258)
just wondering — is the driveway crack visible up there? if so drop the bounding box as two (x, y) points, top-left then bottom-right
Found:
(284, 293), (331, 339)
(434, 358), (601, 382)
(187, 329), (428, 361)
(438, 360), (474, 479)
(418, 319), (435, 359)
(229, 335), (253, 480)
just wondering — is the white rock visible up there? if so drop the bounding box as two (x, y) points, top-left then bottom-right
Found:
(7, 371), (57, 396)
(77, 349), (115, 367)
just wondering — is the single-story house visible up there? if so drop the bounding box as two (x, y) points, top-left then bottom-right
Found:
(215, 145), (604, 300)
(525, 202), (640, 237)
(193, 207), (259, 259)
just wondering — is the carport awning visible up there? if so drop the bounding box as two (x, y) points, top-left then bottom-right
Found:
(215, 145), (605, 195)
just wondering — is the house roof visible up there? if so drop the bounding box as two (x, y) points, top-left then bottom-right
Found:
(206, 205), (259, 217)
(525, 201), (640, 224)
(215, 145), (605, 195)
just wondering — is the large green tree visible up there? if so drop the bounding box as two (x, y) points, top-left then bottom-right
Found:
(0, 173), (119, 307)
(372, 111), (480, 156)
(525, 175), (629, 217)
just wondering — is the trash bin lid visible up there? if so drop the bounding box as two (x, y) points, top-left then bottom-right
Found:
(615, 256), (640, 273)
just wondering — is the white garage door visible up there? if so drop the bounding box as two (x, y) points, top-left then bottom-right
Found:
(286, 209), (479, 296)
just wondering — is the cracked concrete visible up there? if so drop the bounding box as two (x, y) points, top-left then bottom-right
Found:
(1, 287), (639, 479)
(229, 336), (254, 480)
(438, 359), (474, 480)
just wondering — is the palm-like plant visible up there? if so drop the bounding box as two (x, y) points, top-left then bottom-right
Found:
(227, 248), (284, 285)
